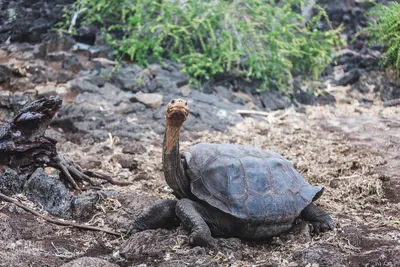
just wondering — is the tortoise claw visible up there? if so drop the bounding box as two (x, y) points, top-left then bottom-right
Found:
(189, 231), (215, 247)
(311, 215), (334, 234)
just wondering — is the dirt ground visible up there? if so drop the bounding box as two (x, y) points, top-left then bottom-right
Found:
(1, 87), (400, 267)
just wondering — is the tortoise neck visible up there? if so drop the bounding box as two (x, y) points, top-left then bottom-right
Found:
(162, 123), (187, 198)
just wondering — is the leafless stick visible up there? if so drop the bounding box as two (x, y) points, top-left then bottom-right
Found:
(0, 192), (122, 236)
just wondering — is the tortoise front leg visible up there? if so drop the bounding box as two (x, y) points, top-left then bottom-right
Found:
(176, 198), (215, 247)
(128, 199), (179, 234)
(301, 203), (334, 234)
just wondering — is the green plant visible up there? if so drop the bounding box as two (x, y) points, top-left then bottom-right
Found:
(365, 2), (400, 74)
(59, 0), (343, 92)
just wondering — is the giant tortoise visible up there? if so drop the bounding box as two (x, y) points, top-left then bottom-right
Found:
(128, 99), (334, 246)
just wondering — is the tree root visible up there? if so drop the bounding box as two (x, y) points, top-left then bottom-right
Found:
(48, 155), (132, 191)
(0, 192), (122, 236)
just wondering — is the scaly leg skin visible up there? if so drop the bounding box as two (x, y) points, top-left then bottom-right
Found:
(176, 198), (216, 247)
(301, 203), (334, 234)
(128, 199), (179, 234)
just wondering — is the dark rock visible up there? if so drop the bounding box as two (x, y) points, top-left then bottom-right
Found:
(26, 65), (47, 83)
(293, 91), (316, 105)
(37, 34), (75, 58)
(157, 69), (189, 88)
(61, 257), (119, 267)
(83, 73), (109, 87)
(260, 90), (291, 111)
(130, 92), (163, 108)
(337, 69), (361, 86)
(214, 86), (232, 100)
(70, 78), (99, 93)
(75, 25), (99, 46)
(47, 69), (74, 83)
(52, 104), (143, 141)
(24, 168), (71, 217)
(316, 92), (336, 106)
(70, 192), (100, 220)
(62, 54), (82, 73)
(0, 65), (13, 84)
(381, 79), (400, 102)
(113, 153), (138, 170)
(120, 102), (146, 114)
(0, 91), (11, 108)
(0, 168), (26, 195)
(122, 143), (147, 154)
(73, 43), (113, 60)
(46, 51), (70, 62)
(87, 45), (113, 59)
(112, 66), (143, 91)
(190, 102), (242, 131)
(190, 90), (220, 105)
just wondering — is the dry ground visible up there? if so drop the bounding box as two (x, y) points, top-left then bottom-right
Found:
(0, 88), (399, 267)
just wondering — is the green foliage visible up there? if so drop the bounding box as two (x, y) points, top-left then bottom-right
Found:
(366, 2), (400, 73)
(59, 0), (343, 91)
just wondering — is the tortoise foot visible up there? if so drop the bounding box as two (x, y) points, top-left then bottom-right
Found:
(310, 215), (334, 234)
(189, 228), (214, 247)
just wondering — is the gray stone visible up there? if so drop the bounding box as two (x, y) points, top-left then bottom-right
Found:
(190, 90), (220, 104)
(61, 257), (118, 267)
(62, 54), (82, 73)
(75, 24), (99, 45)
(0, 168), (26, 195)
(70, 78), (99, 93)
(214, 86), (232, 100)
(337, 68), (361, 86)
(260, 90), (291, 111)
(112, 66), (143, 91)
(122, 143), (147, 155)
(180, 85), (191, 97)
(47, 69), (74, 83)
(70, 192), (99, 220)
(113, 153), (138, 170)
(24, 168), (71, 217)
(131, 92), (163, 108)
(121, 102), (146, 114)
(0, 65), (13, 84)
(37, 34), (75, 58)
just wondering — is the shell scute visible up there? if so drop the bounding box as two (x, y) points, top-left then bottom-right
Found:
(185, 143), (323, 222)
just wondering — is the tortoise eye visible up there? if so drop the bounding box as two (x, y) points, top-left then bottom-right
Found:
(171, 100), (175, 104)
(185, 102), (188, 106)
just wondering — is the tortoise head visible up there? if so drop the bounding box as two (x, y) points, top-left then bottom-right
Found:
(166, 99), (188, 127)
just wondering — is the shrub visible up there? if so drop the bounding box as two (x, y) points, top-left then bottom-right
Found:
(59, 0), (343, 91)
(365, 2), (400, 74)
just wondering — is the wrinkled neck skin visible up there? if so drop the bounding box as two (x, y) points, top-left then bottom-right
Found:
(162, 122), (190, 199)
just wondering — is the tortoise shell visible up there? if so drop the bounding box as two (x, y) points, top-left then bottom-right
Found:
(183, 143), (323, 223)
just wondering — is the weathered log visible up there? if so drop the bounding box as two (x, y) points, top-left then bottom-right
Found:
(0, 96), (119, 191)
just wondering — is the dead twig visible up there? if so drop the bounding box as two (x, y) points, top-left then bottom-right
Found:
(0, 192), (122, 236)
(236, 109), (271, 116)
(83, 170), (133, 186)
